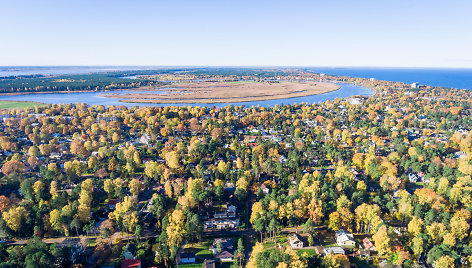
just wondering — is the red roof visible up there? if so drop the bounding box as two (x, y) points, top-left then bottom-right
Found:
(363, 238), (374, 249)
(122, 259), (141, 268)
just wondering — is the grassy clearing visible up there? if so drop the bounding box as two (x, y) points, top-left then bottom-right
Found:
(184, 239), (213, 259)
(0, 100), (44, 110)
(296, 248), (317, 257)
(174, 264), (203, 268)
(262, 235), (288, 249)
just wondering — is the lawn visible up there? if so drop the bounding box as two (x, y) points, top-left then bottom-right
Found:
(296, 248), (317, 257)
(262, 235), (288, 249)
(174, 264), (203, 268)
(0, 100), (44, 110)
(184, 240), (213, 259)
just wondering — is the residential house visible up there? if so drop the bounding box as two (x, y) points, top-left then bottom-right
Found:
(205, 204), (239, 229)
(454, 151), (468, 159)
(0, 114), (13, 122)
(227, 205), (237, 218)
(260, 183), (270, 195)
(210, 238), (234, 262)
(362, 238), (376, 251)
(138, 134), (150, 145)
(324, 247), (345, 255)
(335, 229), (356, 248)
(348, 98), (362, 105)
(210, 238), (234, 255)
(379, 260), (402, 268)
(204, 218), (240, 229)
(50, 152), (62, 159)
(288, 233), (304, 249)
(408, 172), (425, 183)
(214, 210), (227, 219)
(215, 251), (234, 262)
(122, 244), (137, 260)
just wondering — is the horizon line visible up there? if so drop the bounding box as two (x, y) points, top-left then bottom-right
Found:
(1, 65), (472, 69)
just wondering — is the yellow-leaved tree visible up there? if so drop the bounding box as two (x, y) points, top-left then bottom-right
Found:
(2, 206), (27, 232)
(166, 209), (186, 247)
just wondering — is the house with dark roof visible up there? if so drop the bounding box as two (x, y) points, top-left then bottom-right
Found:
(210, 238), (235, 262)
(215, 250), (234, 262)
(210, 238), (234, 255)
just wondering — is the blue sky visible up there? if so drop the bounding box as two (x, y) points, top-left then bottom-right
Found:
(1, 0), (471, 67)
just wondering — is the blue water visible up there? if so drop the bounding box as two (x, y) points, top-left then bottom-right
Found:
(308, 67), (472, 90)
(0, 83), (372, 108)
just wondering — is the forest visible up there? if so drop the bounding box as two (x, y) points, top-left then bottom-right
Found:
(0, 71), (470, 267)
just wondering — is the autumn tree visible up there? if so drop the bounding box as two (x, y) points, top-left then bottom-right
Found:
(372, 225), (390, 257)
(2, 206), (27, 232)
(1, 160), (25, 176)
(165, 150), (180, 170)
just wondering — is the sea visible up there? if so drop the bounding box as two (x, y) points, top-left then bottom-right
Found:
(307, 67), (472, 90)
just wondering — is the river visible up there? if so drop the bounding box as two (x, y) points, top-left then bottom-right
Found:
(0, 83), (373, 108)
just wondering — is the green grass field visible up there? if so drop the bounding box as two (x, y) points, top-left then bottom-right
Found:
(174, 264), (203, 268)
(184, 240), (213, 259)
(0, 100), (44, 110)
(296, 248), (317, 257)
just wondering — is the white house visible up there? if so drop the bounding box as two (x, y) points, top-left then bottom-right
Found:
(261, 184), (270, 195)
(288, 233), (304, 249)
(335, 229), (356, 248)
(204, 218), (240, 229)
(324, 246), (346, 255)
